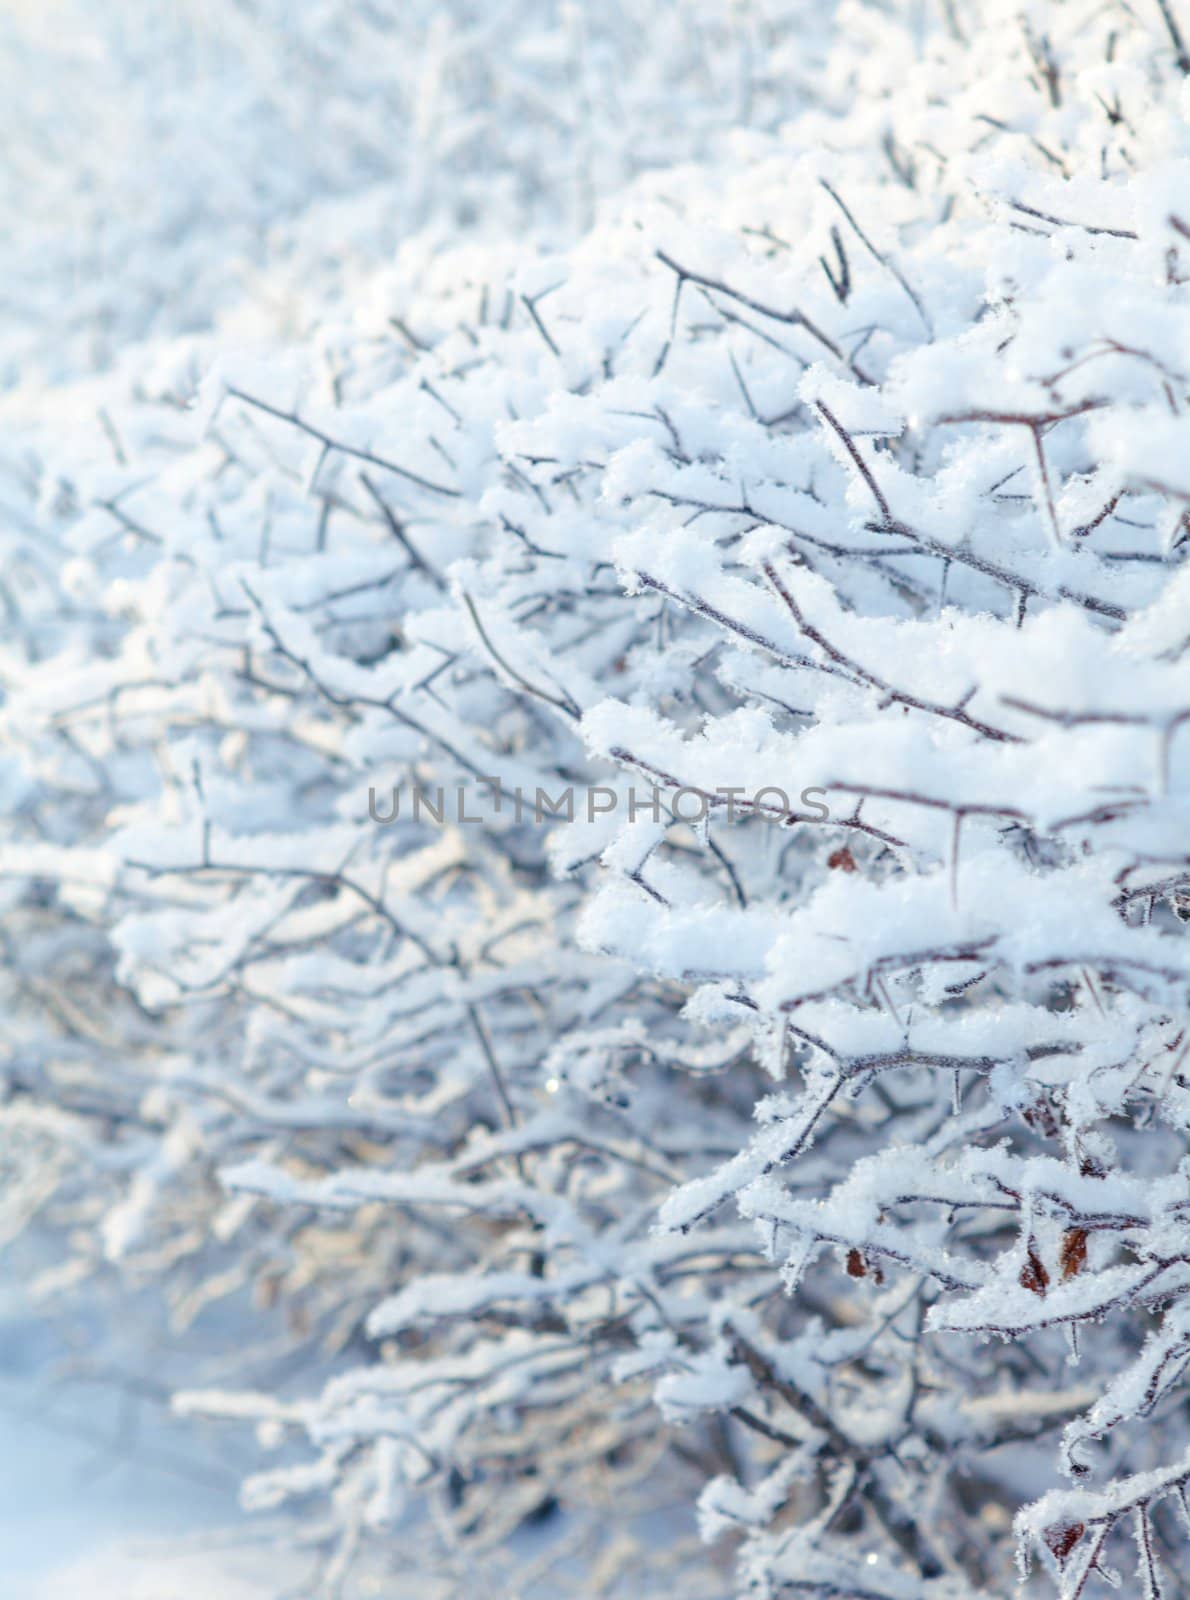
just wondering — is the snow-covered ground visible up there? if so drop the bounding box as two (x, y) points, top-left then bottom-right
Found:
(0, 1289), (299, 1599)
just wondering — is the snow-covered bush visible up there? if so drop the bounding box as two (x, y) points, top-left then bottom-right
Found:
(3, 0), (1190, 1594)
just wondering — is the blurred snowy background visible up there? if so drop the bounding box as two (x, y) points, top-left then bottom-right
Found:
(0, 0), (827, 387)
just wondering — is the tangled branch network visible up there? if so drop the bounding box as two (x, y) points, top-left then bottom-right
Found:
(2, 1), (1190, 1595)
